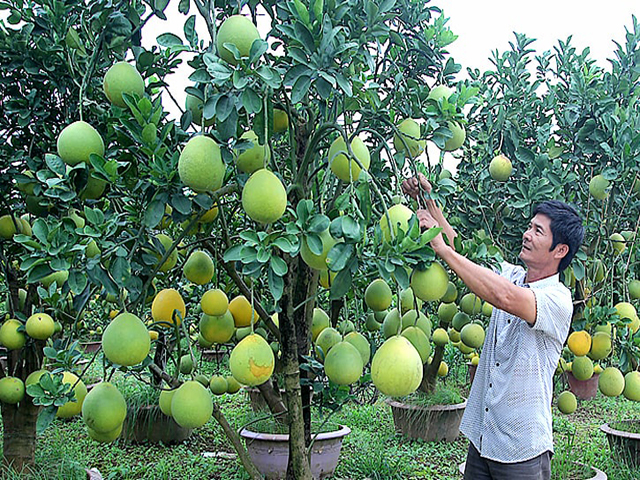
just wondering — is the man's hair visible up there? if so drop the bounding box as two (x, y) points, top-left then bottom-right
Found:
(532, 200), (585, 272)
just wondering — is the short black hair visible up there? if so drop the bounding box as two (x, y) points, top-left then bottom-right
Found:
(532, 200), (584, 272)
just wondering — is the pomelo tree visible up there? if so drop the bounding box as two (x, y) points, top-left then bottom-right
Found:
(0, 0), (479, 476)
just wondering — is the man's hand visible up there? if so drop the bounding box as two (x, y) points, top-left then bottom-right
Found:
(401, 173), (432, 201)
(417, 208), (447, 254)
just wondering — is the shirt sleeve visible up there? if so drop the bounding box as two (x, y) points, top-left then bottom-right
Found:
(530, 285), (573, 345)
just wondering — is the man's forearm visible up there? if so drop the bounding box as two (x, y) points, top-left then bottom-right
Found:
(426, 201), (457, 246)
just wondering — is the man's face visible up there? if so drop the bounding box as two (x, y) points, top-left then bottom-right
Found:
(519, 213), (557, 268)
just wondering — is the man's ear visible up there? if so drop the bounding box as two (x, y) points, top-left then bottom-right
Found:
(554, 243), (569, 260)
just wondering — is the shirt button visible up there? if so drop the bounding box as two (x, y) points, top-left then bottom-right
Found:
(489, 383), (492, 388)
(485, 408), (489, 412)
(507, 319), (511, 324)
(496, 362), (500, 367)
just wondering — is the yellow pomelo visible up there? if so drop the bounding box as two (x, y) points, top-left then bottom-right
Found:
(400, 287), (423, 314)
(593, 364), (603, 375)
(209, 375), (228, 395)
(171, 381), (213, 429)
(427, 85), (453, 102)
(25, 312), (55, 340)
(371, 335), (423, 397)
(610, 233), (626, 255)
(57, 121), (104, 166)
(432, 327), (449, 347)
(178, 135), (226, 193)
(364, 278), (392, 312)
(0, 319), (26, 350)
(471, 355), (480, 366)
(451, 312), (471, 331)
(311, 308), (330, 342)
(482, 302), (494, 317)
(571, 356), (594, 381)
(393, 118), (424, 158)
(567, 330), (591, 356)
(217, 15), (260, 65)
(401, 310), (431, 337)
(159, 388), (176, 416)
(588, 332), (612, 360)
(324, 341), (363, 385)
(410, 262), (449, 302)
(629, 280), (640, 300)
(460, 323), (485, 349)
(103, 61), (145, 108)
(0, 215), (19, 239)
(459, 293), (483, 315)
(273, 108), (289, 133)
(242, 169), (287, 224)
(329, 136), (371, 182)
(149, 330), (159, 341)
(315, 327), (342, 359)
(438, 361), (449, 377)
(437, 302), (458, 324)
(623, 371), (640, 402)
(102, 312), (150, 366)
(382, 308), (402, 339)
(56, 372), (87, 418)
(488, 154), (512, 182)
(40, 270), (69, 289)
(379, 204), (414, 243)
(235, 130), (270, 173)
(0, 377), (25, 404)
(88, 424), (122, 443)
(401, 326), (431, 363)
(441, 282), (458, 303)
(82, 382), (127, 433)
(229, 334), (275, 386)
(198, 204), (219, 223)
(228, 295), (256, 327)
(300, 229), (338, 270)
(443, 121), (465, 151)
(183, 250), (214, 285)
(599, 367), (625, 397)
(199, 311), (235, 344)
(152, 288), (186, 326)
(557, 391), (577, 414)
(344, 331), (371, 366)
(588, 174), (610, 200)
(201, 289), (229, 316)
(448, 328), (461, 343)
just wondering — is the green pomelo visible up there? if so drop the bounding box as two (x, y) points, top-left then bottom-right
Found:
(311, 308), (331, 342)
(571, 356), (594, 381)
(315, 327), (342, 358)
(440, 282), (458, 303)
(459, 293), (483, 315)
(229, 334), (275, 386)
(235, 130), (270, 174)
(199, 310), (235, 344)
(460, 323), (485, 349)
(364, 278), (393, 312)
(401, 326), (432, 363)
(103, 61), (145, 108)
(102, 312), (150, 366)
(400, 287), (423, 314)
(179, 354), (195, 374)
(371, 336), (423, 397)
(324, 342), (363, 385)
(599, 367), (625, 397)
(217, 15), (260, 65)
(489, 154), (512, 182)
(159, 388), (176, 416)
(300, 229), (338, 271)
(242, 169), (287, 224)
(82, 382), (127, 433)
(393, 118), (424, 158)
(40, 270), (69, 290)
(432, 327), (449, 347)
(88, 423), (122, 443)
(557, 391), (577, 414)
(183, 250), (214, 285)
(344, 331), (371, 365)
(443, 121), (465, 151)
(25, 312), (55, 340)
(209, 375), (228, 395)
(401, 310), (432, 337)
(57, 121), (104, 166)
(0, 319), (26, 350)
(623, 371), (640, 402)
(410, 262), (449, 302)
(379, 204), (414, 243)
(382, 308), (402, 339)
(329, 136), (371, 182)
(56, 372), (87, 418)
(178, 135), (226, 193)
(0, 377), (25, 404)
(451, 312), (471, 332)
(588, 174), (610, 201)
(437, 302), (458, 324)
(171, 381), (213, 429)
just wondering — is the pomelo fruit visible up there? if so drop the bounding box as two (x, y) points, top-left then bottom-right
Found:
(300, 229), (338, 271)
(229, 334), (275, 386)
(329, 136), (370, 182)
(599, 367), (625, 397)
(427, 85), (453, 102)
(25, 312), (55, 340)
(315, 327), (341, 359)
(159, 388), (176, 416)
(171, 380), (213, 429)
(557, 391), (577, 414)
(401, 310), (431, 337)
(103, 61), (145, 108)
(443, 121), (465, 151)
(379, 203), (414, 243)
(459, 293), (483, 315)
(273, 108), (289, 133)
(178, 135), (226, 193)
(102, 312), (150, 366)
(567, 330), (591, 356)
(183, 250), (214, 285)
(393, 118), (425, 158)
(588, 332), (612, 361)
(88, 424), (122, 443)
(217, 15), (260, 65)
(209, 375), (228, 395)
(57, 121), (104, 166)
(201, 288), (229, 316)
(82, 382), (127, 433)
(199, 310), (235, 344)
(588, 174), (610, 200)
(441, 282), (458, 303)
(437, 302), (458, 324)
(623, 371), (640, 402)
(371, 335), (423, 397)
(382, 308), (402, 339)
(609, 233), (626, 255)
(571, 356), (594, 381)
(311, 308), (330, 342)
(488, 154), (512, 182)
(460, 323), (485, 349)
(228, 295), (256, 327)
(40, 270), (69, 289)
(364, 278), (392, 312)
(235, 130), (270, 173)
(432, 327), (449, 347)
(152, 288), (186, 326)
(400, 287), (423, 314)
(0, 376), (25, 404)
(401, 326), (431, 363)
(410, 261), (448, 301)
(324, 341), (363, 385)
(56, 372), (87, 418)
(242, 169), (287, 224)
(0, 319), (26, 350)
(344, 331), (371, 365)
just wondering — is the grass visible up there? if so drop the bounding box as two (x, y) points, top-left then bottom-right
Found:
(1, 351), (640, 479)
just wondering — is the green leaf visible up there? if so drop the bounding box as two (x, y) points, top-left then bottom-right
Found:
(68, 271), (87, 295)
(308, 214), (330, 233)
(270, 256), (288, 276)
(32, 219), (49, 244)
(184, 15), (197, 47)
(326, 243), (353, 271)
(273, 237), (295, 253)
(330, 268), (352, 299)
(216, 95), (234, 122)
(249, 39), (268, 64)
(305, 233), (323, 255)
(45, 154), (66, 176)
(144, 199), (165, 228)
(241, 88), (263, 115)
(171, 193), (192, 215)
(223, 245), (243, 262)
(291, 75), (312, 104)
(36, 406), (58, 434)
(293, 0), (310, 25)
(268, 267), (284, 300)
(178, 0), (190, 13)
(157, 33), (183, 47)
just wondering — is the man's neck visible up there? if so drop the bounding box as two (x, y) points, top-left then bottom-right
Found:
(525, 267), (558, 284)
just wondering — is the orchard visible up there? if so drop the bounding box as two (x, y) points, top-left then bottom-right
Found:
(0, 0), (639, 478)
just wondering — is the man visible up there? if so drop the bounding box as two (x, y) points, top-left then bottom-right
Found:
(402, 173), (584, 480)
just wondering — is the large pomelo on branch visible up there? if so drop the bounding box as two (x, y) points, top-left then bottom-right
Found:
(242, 169), (287, 224)
(329, 136), (370, 182)
(178, 135), (226, 193)
(488, 154), (512, 182)
(103, 61), (145, 108)
(102, 312), (150, 366)
(379, 204), (414, 243)
(217, 15), (261, 65)
(393, 118), (425, 158)
(82, 382), (127, 434)
(171, 381), (213, 429)
(371, 336), (423, 397)
(235, 130), (270, 174)
(229, 333), (275, 386)
(57, 121), (104, 166)
(410, 261), (449, 302)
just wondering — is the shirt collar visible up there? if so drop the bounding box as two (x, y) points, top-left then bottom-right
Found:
(525, 273), (560, 288)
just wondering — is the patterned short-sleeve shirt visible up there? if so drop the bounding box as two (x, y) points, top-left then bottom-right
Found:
(459, 262), (573, 463)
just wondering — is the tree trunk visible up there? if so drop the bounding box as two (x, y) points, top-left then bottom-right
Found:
(419, 344), (445, 394)
(279, 254), (313, 480)
(257, 377), (287, 416)
(1, 398), (39, 473)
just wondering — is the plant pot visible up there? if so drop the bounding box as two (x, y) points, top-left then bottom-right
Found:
(458, 460), (606, 479)
(240, 424), (351, 479)
(601, 420), (640, 467)
(80, 341), (102, 353)
(386, 397), (467, 442)
(566, 371), (599, 400)
(122, 405), (192, 444)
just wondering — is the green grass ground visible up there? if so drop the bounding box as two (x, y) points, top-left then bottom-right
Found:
(1, 354), (640, 479)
